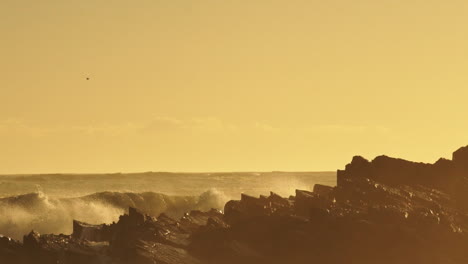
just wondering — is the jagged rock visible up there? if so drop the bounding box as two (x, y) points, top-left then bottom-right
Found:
(179, 209), (225, 232)
(109, 207), (212, 263)
(0, 235), (23, 263)
(72, 220), (110, 242)
(224, 200), (243, 224)
(295, 190), (331, 217)
(241, 194), (268, 215)
(224, 192), (293, 224)
(0, 235), (10, 247)
(23, 231), (40, 249)
(452, 145), (468, 165)
(129, 207), (147, 226)
(268, 192), (290, 207)
(338, 146), (468, 193)
(132, 240), (201, 264)
(313, 184), (334, 197)
(206, 216), (229, 229)
(223, 194), (267, 224)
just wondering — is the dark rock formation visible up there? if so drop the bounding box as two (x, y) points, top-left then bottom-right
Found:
(0, 235), (23, 263)
(312, 184), (333, 197)
(73, 220), (111, 242)
(1, 146), (468, 263)
(337, 145), (468, 208)
(23, 231), (41, 250)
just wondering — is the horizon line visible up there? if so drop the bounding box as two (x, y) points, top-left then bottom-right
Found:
(0, 170), (337, 176)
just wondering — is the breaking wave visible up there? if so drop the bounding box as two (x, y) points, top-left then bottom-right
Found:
(0, 189), (228, 240)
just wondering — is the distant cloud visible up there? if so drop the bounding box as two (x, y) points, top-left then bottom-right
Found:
(141, 116), (238, 133)
(0, 117), (391, 140)
(0, 119), (51, 137)
(70, 123), (138, 136)
(141, 116), (184, 133)
(0, 119), (138, 137)
(254, 122), (279, 132)
(305, 124), (391, 135)
(190, 117), (238, 132)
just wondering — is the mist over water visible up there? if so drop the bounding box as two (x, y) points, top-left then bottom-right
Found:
(0, 172), (335, 239)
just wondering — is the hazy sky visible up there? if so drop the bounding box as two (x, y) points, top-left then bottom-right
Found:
(1, 0), (468, 173)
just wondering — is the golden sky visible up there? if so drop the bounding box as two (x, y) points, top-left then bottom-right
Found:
(1, 0), (468, 173)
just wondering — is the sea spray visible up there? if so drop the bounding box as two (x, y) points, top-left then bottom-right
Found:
(0, 189), (229, 240)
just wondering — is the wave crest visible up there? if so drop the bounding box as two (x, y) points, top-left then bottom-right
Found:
(0, 189), (228, 240)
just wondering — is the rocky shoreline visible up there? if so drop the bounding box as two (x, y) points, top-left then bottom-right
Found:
(1, 147), (468, 264)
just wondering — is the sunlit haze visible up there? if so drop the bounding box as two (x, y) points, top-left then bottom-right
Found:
(2, 0), (468, 173)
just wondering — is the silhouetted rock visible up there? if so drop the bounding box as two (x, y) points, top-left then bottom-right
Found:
(132, 240), (201, 264)
(339, 146), (468, 192)
(0, 235), (23, 263)
(72, 220), (110, 242)
(23, 231), (40, 250)
(224, 192), (293, 224)
(312, 184), (333, 197)
(128, 207), (147, 226)
(452, 145), (468, 164)
(295, 189), (332, 217)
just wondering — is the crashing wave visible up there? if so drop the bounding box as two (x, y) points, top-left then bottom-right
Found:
(0, 189), (227, 239)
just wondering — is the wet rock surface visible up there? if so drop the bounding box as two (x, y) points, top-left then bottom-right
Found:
(1, 146), (468, 263)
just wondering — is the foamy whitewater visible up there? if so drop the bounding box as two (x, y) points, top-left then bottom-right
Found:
(0, 172), (335, 239)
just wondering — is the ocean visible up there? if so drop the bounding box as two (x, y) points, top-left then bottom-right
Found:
(0, 172), (335, 239)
